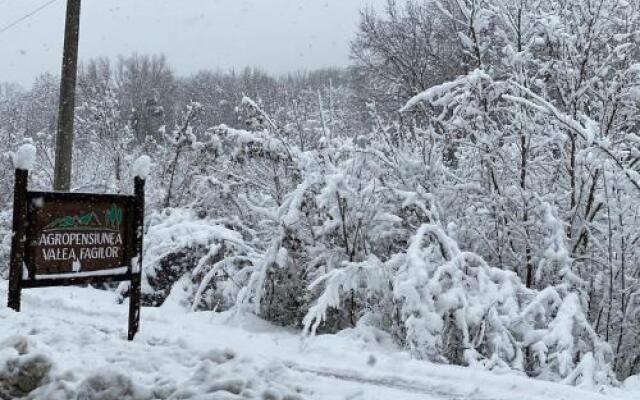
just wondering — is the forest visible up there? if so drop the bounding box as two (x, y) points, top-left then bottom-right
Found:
(1, 0), (640, 389)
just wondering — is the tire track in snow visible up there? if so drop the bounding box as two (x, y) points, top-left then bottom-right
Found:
(284, 362), (499, 400)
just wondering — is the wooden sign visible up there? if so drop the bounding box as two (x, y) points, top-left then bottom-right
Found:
(7, 169), (145, 341)
(25, 194), (130, 276)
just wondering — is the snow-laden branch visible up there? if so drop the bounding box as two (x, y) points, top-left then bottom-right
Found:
(504, 82), (640, 193)
(400, 69), (492, 113)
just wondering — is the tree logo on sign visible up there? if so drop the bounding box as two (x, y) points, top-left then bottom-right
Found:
(105, 204), (123, 229)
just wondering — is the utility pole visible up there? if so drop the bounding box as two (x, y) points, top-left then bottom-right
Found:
(53, 0), (81, 191)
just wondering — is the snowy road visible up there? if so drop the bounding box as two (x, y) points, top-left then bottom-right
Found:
(0, 282), (637, 399)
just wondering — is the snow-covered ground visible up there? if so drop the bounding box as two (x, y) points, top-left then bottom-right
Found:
(1, 281), (638, 400)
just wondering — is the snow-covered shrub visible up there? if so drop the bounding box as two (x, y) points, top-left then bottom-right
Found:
(233, 183), (317, 327)
(304, 219), (617, 385)
(194, 116), (432, 329)
(392, 224), (525, 368)
(303, 255), (396, 335)
(130, 208), (248, 309)
(304, 223), (524, 368)
(518, 203), (617, 386)
(521, 289), (617, 387)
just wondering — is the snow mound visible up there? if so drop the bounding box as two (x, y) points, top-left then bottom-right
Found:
(170, 357), (305, 400)
(0, 332), (305, 400)
(75, 371), (152, 400)
(0, 336), (53, 399)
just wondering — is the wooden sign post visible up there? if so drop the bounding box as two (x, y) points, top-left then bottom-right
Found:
(7, 168), (145, 341)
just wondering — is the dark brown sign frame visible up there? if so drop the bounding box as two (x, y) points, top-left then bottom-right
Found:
(7, 168), (145, 341)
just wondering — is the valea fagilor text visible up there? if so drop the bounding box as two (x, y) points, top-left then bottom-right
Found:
(37, 231), (123, 261)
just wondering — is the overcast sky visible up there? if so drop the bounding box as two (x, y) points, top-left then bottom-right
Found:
(0, 0), (382, 88)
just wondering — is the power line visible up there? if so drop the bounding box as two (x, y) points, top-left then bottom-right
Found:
(0, 0), (60, 35)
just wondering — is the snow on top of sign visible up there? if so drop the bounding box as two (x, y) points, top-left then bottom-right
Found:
(132, 155), (152, 179)
(12, 143), (37, 170)
(35, 267), (127, 280)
